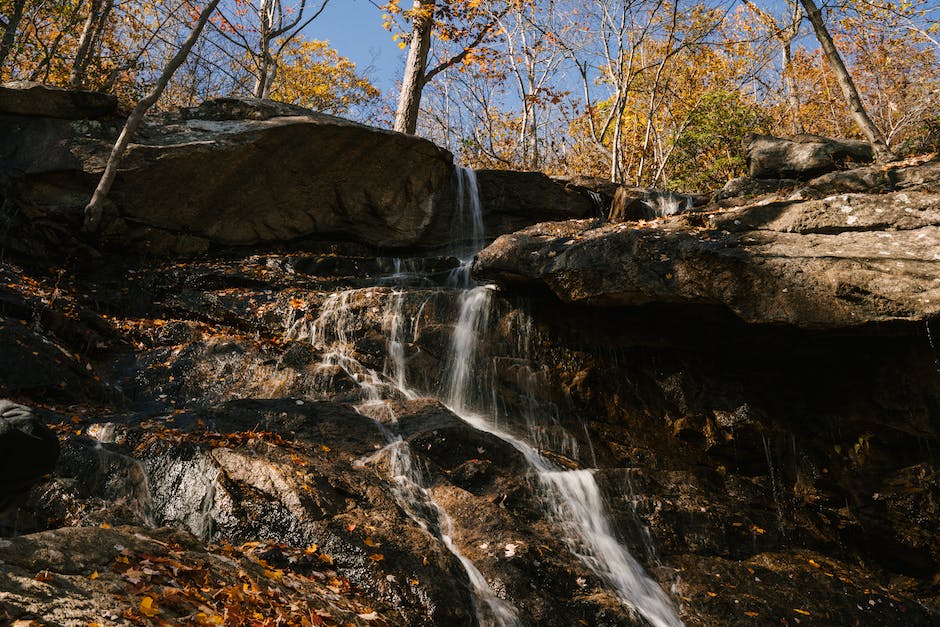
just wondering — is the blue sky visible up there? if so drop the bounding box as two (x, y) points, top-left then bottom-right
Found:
(308, 0), (404, 93)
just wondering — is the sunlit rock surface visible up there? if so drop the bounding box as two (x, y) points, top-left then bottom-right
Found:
(475, 162), (940, 328)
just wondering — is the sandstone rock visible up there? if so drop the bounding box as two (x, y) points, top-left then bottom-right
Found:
(746, 133), (874, 179)
(792, 157), (940, 200)
(0, 81), (117, 119)
(474, 188), (940, 328)
(0, 400), (59, 518)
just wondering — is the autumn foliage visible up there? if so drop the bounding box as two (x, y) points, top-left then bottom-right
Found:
(1, 0), (938, 188)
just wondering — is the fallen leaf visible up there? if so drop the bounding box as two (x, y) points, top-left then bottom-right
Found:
(368, 554), (384, 562)
(139, 596), (159, 617)
(89, 570), (99, 580)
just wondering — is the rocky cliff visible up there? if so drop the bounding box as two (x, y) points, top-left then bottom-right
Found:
(1, 85), (938, 626)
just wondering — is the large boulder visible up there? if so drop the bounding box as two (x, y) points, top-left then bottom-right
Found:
(473, 185), (940, 329)
(0, 400), (59, 516)
(746, 133), (874, 180)
(0, 80), (117, 119)
(1, 98), (459, 252)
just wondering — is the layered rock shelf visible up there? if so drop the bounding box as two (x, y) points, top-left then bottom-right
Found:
(474, 181), (940, 328)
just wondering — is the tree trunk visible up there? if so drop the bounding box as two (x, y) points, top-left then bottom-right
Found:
(799, 0), (895, 161)
(394, 0), (436, 135)
(0, 0), (27, 73)
(70, 0), (104, 89)
(84, 0), (222, 231)
(781, 42), (805, 134)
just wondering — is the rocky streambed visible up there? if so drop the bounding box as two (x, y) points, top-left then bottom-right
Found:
(1, 85), (939, 626)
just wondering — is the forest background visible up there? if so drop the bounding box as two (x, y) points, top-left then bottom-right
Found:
(2, 0), (938, 192)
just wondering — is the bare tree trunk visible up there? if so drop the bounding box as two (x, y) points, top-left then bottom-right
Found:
(394, 0), (436, 134)
(781, 43), (805, 134)
(71, 0), (104, 89)
(0, 0), (26, 73)
(800, 0), (895, 161)
(253, 38), (274, 98)
(84, 0), (222, 231)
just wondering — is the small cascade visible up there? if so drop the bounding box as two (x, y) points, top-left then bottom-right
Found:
(293, 291), (395, 402)
(449, 167), (486, 288)
(586, 189), (607, 219)
(385, 439), (522, 627)
(383, 289), (414, 397)
(644, 190), (691, 218)
(286, 167), (682, 625)
(444, 286), (493, 414)
(87, 425), (155, 527)
(441, 290), (683, 627)
(762, 434), (787, 535)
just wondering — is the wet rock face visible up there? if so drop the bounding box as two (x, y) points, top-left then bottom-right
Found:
(2, 232), (939, 625)
(486, 298), (940, 625)
(0, 401), (59, 522)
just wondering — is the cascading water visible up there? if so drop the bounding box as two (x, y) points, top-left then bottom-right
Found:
(449, 167), (486, 288)
(441, 292), (683, 627)
(294, 165), (682, 626)
(383, 438), (522, 627)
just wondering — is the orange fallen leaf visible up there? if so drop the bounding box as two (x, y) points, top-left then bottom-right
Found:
(368, 554), (384, 562)
(88, 570), (99, 580)
(34, 570), (53, 583)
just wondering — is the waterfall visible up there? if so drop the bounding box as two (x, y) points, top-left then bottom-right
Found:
(438, 174), (684, 627)
(449, 167), (486, 288)
(292, 165), (682, 626)
(444, 286), (493, 414)
(386, 439), (522, 627)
